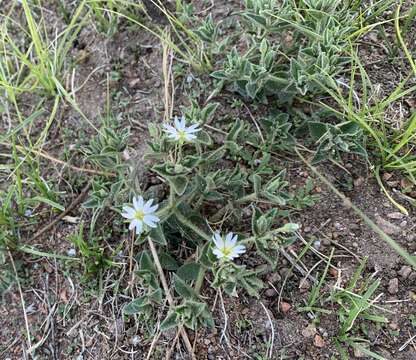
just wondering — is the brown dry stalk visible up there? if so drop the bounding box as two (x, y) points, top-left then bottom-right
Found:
(30, 181), (92, 242)
(1, 142), (116, 177)
(147, 237), (196, 360)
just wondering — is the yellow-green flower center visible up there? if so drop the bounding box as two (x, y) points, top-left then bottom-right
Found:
(221, 246), (232, 257)
(178, 130), (187, 142)
(135, 210), (145, 221)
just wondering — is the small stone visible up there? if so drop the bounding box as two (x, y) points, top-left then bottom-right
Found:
(130, 335), (140, 346)
(408, 273), (416, 282)
(265, 289), (276, 298)
(354, 346), (367, 358)
(314, 334), (325, 348)
(401, 178), (413, 189)
(398, 266), (412, 279)
(382, 172), (393, 181)
(280, 301), (291, 313)
(349, 223), (360, 231)
(280, 267), (292, 278)
(375, 216), (401, 235)
(389, 322), (399, 330)
(302, 324), (316, 338)
(266, 272), (282, 283)
(354, 177), (365, 187)
(299, 278), (311, 292)
(111, 318), (124, 337)
(329, 267), (339, 278)
(387, 212), (404, 220)
(367, 32), (378, 42)
(43, 262), (53, 273)
(388, 278), (399, 295)
(67, 248), (76, 257)
(322, 238), (331, 246)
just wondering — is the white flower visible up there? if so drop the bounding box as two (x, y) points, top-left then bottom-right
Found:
(163, 116), (201, 143)
(121, 196), (160, 235)
(212, 232), (246, 261)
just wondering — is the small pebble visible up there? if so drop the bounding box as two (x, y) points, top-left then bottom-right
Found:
(387, 212), (404, 220)
(329, 267), (338, 278)
(265, 289), (276, 298)
(299, 278), (310, 292)
(398, 265), (412, 279)
(375, 216), (401, 235)
(314, 334), (325, 348)
(353, 177), (365, 187)
(67, 248), (76, 257)
(266, 272), (282, 283)
(280, 301), (291, 313)
(131, 335), (140, 346)
(389, 322), (399, 330)
(382, 172), (393, 181)
(301, 324), (316, 338)
(388, 278), (399, 295)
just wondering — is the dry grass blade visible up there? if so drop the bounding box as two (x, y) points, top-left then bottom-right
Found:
(147, 237), (196, 360)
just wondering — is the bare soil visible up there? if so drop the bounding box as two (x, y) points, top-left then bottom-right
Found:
(1, 1), (416, 360)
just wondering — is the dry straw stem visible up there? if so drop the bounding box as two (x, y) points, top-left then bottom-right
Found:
(30, 180), (93, 242)
(8, 251), (32, 355)
(147, 237), (196, 360)
(1, 142), (116, 177)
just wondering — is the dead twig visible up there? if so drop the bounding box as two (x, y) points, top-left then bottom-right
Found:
(30, 181), (92, 242)
(147, 237), (196, 360)
(260, 301), (275, 359)
(280, 248), (317, 283)
(8, 251), (32, 355)
(1, 142), (116, 177)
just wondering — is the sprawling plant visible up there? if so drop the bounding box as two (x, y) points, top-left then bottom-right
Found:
(211, 0), (374, 103)
(121, 102), (312, 331)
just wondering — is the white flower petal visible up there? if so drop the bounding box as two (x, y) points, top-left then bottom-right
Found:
(168, 132), (180, 140)
(185, 133), (197, 141)
(135, 221), (143, 234)
(179, 116), (186, 129)
(163, 124), (177, 134)
(133, 196), (144, 209)
(187, 124), (201, 133)
(224, 232), (237, 248)
(174, 116), (182, 130)
(145, 221), (158, 228)
(232, 244), (246, 255)
(122, 197), (161, 235)
(121, 206), (135, 219)
(129, 219), (139, 230)
(143, 214), (159, 227)
(145, 204), (158, 213)
(212, 248), (225, 259)
(212, 233), (224, 248)
(143, 199), (154, 211)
